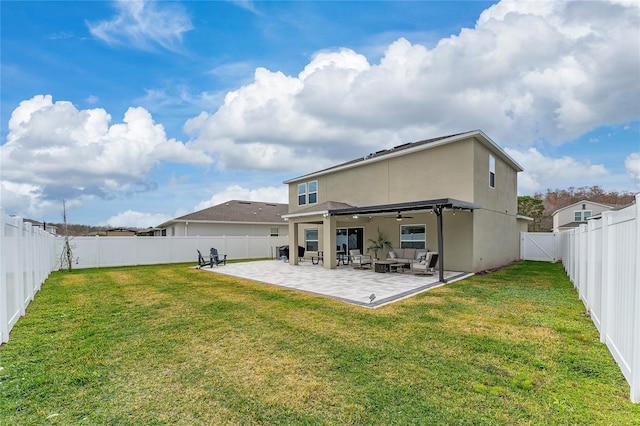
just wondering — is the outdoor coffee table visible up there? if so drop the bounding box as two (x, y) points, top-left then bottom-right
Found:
(374, 260), (396, 273)
(389, 263), (407, 273)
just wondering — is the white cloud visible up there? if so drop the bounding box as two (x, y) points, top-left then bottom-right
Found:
(99, 210), (172, 229)
(505, 147), (609, 194)
(194, 184), (288, 212)
(0, 95), (211, 218)
(87, 0), (192, 52)
(187, 0), (639, 173)
(625, 153), (640, 189)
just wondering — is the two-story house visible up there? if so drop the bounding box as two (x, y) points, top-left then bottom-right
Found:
(282, 130), (527, 278)
(552, 200), (614, 232)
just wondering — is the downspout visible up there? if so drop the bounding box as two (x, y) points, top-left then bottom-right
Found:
(435, 206), (446, 283)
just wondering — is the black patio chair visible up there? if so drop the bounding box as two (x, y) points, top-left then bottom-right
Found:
(197, 249), (213, 269)
(210, 248), (227, 266)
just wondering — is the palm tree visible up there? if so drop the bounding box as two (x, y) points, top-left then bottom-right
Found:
(367, 230), (393, 259)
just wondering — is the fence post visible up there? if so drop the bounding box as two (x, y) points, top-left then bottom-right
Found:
(586, 219), (597, 315)
(600, 211), (613, 345)
(16, 217), (25, 317)
(0, 209), (8, 343)
(631, 195), (640, 403)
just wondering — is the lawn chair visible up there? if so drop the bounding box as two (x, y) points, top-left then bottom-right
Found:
(210, 248), (227, 266)
(197, 249), (213, 269)
(349, 249), (372, 269)
(412, 252), (439, 276)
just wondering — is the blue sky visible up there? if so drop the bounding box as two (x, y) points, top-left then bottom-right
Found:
(1, 0), (639, 227)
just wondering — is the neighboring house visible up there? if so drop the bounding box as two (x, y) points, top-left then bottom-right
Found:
(155, 200), (288, 237)
(552, 200), (614, 232)
(282, 130), (528, 277)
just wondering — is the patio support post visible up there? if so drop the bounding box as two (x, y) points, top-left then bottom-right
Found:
(435, 206), (446, 283)
(323, 214), (337, 269)
(289, 219), (298, 266)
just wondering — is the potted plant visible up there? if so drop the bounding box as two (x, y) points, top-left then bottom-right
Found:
(367, 230), (393, 260)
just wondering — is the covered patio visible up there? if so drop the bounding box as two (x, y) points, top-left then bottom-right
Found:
(283, 198), (482, 282)
(199, 259), (472, 308)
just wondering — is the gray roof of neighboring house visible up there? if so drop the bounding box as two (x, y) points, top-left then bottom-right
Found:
(159, 200), (288, 227)
(284, 130), (523, 184)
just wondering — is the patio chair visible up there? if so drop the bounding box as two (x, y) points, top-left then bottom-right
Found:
(210, 248), (227, 266)
(197, 249), (213, 269)
(412, 252), (439, 276)
(349, 249), (372, 269)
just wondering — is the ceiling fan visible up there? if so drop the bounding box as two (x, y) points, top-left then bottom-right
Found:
(387, 211), (413, 221)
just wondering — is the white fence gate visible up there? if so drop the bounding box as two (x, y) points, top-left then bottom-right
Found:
(520, 232), (560, 262)
(559, 195), (639, 403)
(1, 208), (57, 344)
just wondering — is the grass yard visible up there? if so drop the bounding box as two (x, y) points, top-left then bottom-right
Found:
(0, 261), (638, 425)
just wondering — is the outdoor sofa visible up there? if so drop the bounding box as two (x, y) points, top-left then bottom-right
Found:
(386, 248), (431, 265)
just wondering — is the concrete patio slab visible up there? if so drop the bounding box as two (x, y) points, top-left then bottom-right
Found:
(197, 260), (473, 308)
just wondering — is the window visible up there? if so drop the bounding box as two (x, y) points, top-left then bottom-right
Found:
(270, 227), (279, 237)
(400, 224), (426, 249)
(489, 154), (495, 188)
(574, 211), (592, 222)
(308, 180), (317, 204)
(298, 183), (306, 205)
(305, 229), (318, 252)
(297, 181), (318, 206)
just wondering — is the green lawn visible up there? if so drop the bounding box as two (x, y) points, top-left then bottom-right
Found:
(1, 261), (638, 425)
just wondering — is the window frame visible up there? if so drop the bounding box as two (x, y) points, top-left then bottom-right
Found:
(297, 183), (307, 206)
(400, 224), (426, 249)
(489, 154), (496, 188)
(308, 180), (318, 204)
(305, 228), (319, 252)
(574, 210), (592, 222)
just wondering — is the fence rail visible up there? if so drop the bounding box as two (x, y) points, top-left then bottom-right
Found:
(1, 208), (57, 344)
(559, 195), (639, 403)
(58, 235), (289, 269)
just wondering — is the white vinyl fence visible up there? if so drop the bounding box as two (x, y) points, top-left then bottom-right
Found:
(1, 208), (57, 344)
(559, 195), (639, 403)
(56, 235), (289, 269)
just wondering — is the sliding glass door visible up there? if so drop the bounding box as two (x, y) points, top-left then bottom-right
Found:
(336, 227), (364, 254)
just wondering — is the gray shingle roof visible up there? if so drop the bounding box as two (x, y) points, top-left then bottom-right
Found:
(173, 200), (288, 223)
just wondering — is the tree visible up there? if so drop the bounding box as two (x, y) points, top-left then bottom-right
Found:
(518, 195), (549, 232)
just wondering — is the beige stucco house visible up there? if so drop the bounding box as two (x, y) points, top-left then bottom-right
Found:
(552, 200), (614, 232)
(156, 200), (288, 238)
(283, 130), (527, 280)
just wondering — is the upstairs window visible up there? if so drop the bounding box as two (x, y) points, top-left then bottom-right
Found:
(574, 211), (592, 222)
(489, 154), (496, 188)
(297, 180), (318, 206)
(298, 183), (306, 205)
(308, 181), (318, 204)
